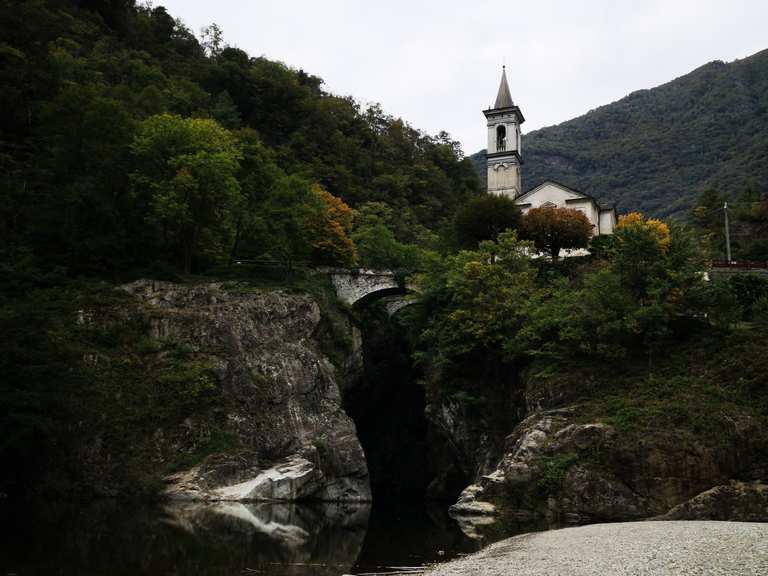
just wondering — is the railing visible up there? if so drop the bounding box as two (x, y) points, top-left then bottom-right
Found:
(234, 259), (418, 277)
(709, 260), (768, 270)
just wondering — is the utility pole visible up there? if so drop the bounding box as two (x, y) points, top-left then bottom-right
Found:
(724, 201), (732, 262)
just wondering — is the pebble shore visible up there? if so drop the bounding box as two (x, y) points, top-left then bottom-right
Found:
(426, 521), (768, 576)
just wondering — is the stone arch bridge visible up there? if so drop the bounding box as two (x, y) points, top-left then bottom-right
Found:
(319, 268), (420, 315)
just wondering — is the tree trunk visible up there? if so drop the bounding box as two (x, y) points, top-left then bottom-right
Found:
(550, 243), (561, 262)
(229, 214), (243, 265)
(182, 226), (198, 275)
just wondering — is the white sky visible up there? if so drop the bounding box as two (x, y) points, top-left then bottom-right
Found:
(157, 0), (768, 155)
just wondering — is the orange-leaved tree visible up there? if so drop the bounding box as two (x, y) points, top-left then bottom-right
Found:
(520, 206), (593, 261)
(307, 184), (357, 266)
(616, 211), (671, 253)
(613, 211), (674, 297)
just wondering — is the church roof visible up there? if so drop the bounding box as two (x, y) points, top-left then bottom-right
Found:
(494, 67), (514, 109)
(517, 180), (616, 212)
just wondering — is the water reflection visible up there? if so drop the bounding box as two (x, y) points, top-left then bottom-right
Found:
(164, 501), (370, 575)
(0, 499), (535, 575)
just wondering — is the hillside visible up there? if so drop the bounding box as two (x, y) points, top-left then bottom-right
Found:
(472, 49), (768, 218)
(0, 1), (478, 279)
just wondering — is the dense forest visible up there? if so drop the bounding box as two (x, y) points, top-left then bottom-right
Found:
(472, 48), (768, 219)
(0, 0), (480, 281)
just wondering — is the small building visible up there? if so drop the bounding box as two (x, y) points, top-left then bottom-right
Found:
(516, 181), (616, 235)
(483, 67), (616, 237)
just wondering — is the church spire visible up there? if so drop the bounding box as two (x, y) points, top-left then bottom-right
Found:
(484, 66), (524, 199)
(494, 65), (514, 109)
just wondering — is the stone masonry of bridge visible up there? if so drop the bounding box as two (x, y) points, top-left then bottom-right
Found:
(320, 268), (418, 309)
(326, 268), (404, 305)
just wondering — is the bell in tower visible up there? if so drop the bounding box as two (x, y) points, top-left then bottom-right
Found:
(484, 66), (525, 199)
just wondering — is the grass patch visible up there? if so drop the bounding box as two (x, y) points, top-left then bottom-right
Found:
(527, 325), (768, 450)
(535, 453), (579, 496)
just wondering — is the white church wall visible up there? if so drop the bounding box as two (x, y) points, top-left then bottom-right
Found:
(566, 198), (599, 233)
(515, 183), (610, 238)
(599, 210), (616, 234)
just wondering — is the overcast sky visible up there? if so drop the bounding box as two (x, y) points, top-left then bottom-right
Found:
(157, 0), (767, 155)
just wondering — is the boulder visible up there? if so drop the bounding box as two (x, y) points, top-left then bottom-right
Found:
(449, 406), (764, 523)
(449, 483), (497, 517)
(657, 481), (768, 521)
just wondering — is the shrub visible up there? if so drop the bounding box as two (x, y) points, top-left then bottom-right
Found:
(728, 274), (768, 320)
(452, 194), (521, 249)
(754, 295), (768, 327)
(520, 206), (592, 261)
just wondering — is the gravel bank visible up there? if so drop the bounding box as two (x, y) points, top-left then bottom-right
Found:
(427, 521), (768, 576)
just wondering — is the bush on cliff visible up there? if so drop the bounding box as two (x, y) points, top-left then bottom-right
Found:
(413, 212), (747, 404)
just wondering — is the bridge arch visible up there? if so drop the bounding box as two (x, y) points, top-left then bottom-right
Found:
(328, 268), (418, 307)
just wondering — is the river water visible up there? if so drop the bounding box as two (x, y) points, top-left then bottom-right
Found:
(0, 500), (542, 575)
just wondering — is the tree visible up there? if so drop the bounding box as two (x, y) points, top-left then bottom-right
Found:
(212, 91), (241, 129)
(616, 212), (671, 252)
(245, 174), (331, 270)
(352, 220), (420, 270)
(200, 23), (225, 58)
(452, 194), (521, 249)
(735, 189), (768, 260)
(131, 114), (243, 274)
(613, 212), (673, 297)
(691, 189), (727, 258)
(418, 230), (536, 364)
(519, 206), (593, 261)
(307, 185), (357, 266)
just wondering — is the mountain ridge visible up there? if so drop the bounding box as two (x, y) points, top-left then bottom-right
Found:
(471, 48), (768, 217)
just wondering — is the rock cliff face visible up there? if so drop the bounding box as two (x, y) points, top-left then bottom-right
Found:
(424, 399), (498, 500)
(450, 405), (767, 525)
(121, 280), (370, 502)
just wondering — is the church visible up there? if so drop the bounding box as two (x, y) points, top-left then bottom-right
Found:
(483, 67), (616, 236)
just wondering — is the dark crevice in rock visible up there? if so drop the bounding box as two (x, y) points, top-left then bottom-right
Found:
(342, 304), (464, 503)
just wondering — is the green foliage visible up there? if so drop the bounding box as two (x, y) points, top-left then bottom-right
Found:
(588, 234), (617, 260)
(726, 274), (768, 320)
(452, 194), (521, 249)
(517, 221), (706, 362)
(536, 453), (579, 496)
(417, 231), (536, 365)
(690, 188), (768, 260)
(353, 221), (421, 270)
(691, 278), (742, 330)
(417, 214), (735, 408)
(211, 90), (241, 129)
(691, 189), (727, 257)
(561, 325), (768, 447)
(131, 114), (243, 273)
(0, 282), (233, 497)
(245, 174), (326, 267)
(0, 0), (479, 279)
(754, 295), (768, 327)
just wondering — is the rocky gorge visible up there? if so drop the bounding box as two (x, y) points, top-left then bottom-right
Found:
(14, 277), (766, 533)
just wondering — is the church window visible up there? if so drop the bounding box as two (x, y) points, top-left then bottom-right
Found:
(541, 201), (557, 208)
(496, 125), (506, 151)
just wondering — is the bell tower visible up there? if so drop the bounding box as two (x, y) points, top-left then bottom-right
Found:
(484, 66), (525, 198)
